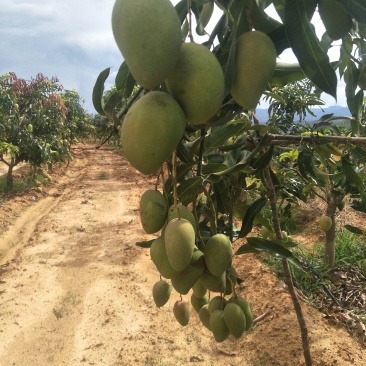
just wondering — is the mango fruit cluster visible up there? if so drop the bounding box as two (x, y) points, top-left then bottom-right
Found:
(111, 0), (278, 176)
(140, 188), (253, 341)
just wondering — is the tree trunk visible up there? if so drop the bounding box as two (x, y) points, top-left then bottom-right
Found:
(324, 197), (337, 267)
(263, 167), (313, 366)
(6, 156), (17, 190)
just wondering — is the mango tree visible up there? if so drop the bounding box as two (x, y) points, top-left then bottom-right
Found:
(0, 73), (77, 189)
(93, 1), (366, 365)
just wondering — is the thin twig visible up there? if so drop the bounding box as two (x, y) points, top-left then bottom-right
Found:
(253, 308), (272, 324)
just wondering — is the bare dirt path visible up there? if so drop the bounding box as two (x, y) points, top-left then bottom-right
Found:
(0, 146), (365, 366)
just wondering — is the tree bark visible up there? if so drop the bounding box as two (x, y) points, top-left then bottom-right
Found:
(324, 197), (337, 267)
(264, 166), (313, 366)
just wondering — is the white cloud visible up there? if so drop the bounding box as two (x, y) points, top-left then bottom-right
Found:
(0, 0), (122, 112)
(0, 0), (349, 113)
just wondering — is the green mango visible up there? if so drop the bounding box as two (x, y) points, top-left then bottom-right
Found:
(210, 310), (230, 342)
(319, 0), (353, 41)
(139, 189), (167, 234)
(204, 234), (232, 277)
(171, 250), (205, 294)
(229, 296), (253, 331)
(192, 280), (207, 298)
(164, 218), (195, 271)
(191, 293), (209, 313)
(150, 237), (178, 279)
(223, 303), (246, 338)
(319, 215), (332, 232)
(208, 296), (227, 314)
(198, 304), (211, 330)
(200, 267), (226, 293)
(231, 31), (277, 110)
(152, 280), (172, 308)
(112, 0), (182, 89)
(173, 300), (190, 326)
(121, 91), (186, 175)
(166, 42), (225, 125)
(167, 203), (197, 232)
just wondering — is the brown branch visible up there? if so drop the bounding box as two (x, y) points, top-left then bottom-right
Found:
(253, 308), (272, 324)
(263, 165), (313, 366)
(268, 133), (366, 146)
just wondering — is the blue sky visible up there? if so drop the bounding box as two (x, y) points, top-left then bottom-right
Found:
(0, 0), (345, 114)
(0, 0), (121, 112)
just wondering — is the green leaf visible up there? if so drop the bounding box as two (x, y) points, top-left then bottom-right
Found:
(344, 224), (365, 235)
(206, 123), (245, 148)
(222, 1), (247, 96)
(236, 237), (303, 269)
(284, 0), (337, 99)
(175, 0), (188, 24)
(92, 67), (110, 116)
(213, 180), (232, 214)
(238, 197), (267, 238)
(115, 62), (129, 91)
(270, 62), (306, 87)
(341, 156), (363, 186)
(177, 162), (196, 181)
(176, 141), (190, 164)
(136, 239), (155, 248)
(103, 91), (122, 119)
(337, 0), (366, 24)
(252, 145), (274, 171)
(312, 121), (340, 135)
(249, 1), (282, 33)
(177, 176), (203, 204)
(202, 163), (229, 174)
(348, 145), (366, 163)
(249, 125), (279, 134)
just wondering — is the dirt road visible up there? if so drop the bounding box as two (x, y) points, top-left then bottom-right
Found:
(0, 146), (365, 366)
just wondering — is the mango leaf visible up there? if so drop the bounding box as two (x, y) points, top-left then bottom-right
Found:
(207, 12), (228, 47)
(298, 150), (317, 181)
(270, 62), (306, 87)
(136, 239), (155, 248)
(229, 0), (250, 37)
(313, 121), (340, 135)
(115, 61), (136, 98)
(175, 0), (188, 24)
(103, 90), (122, 119)
(345, 60), (361, 117)
(92, 67), (110, 116)
(202, 163), (229, 175)
(213, 180), (232, 214)
(232, 202), (248, 219)
(249, 0), (282, 33)
(206, 123), (245, 149)
(344, 224), (365, 235)
(284, 0), (337, 99)
(177, 176), (203, 204)
(238, 197), (267, 238)
(236, 237), (303, 270)
(341, 156), (364, 186)
(176, 141), (190, 164)
(252, 145), (274, 171)
(337, 0), (366, 24)
(177, 162), (196, 181)
(222, 1), (247, 96)
(348, 145), (366, 163)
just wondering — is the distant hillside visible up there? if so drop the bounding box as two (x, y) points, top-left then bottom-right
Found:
(254, 106), (350, 123)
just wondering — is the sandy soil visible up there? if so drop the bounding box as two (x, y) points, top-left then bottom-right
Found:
(0, 146), (365, 366)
